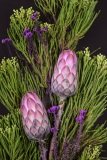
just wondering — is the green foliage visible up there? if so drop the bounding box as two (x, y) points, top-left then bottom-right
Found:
(8, 7), (54, 89)
(7, 1), (99, 90)
(58, 48), (107, 155)
(0, 57), (43, 112)
(0, 57), (21, 111)
(36, 0), (99, 49)
(80, 145), (102, 160)
(0, 49), (107, 159)
(8, 7), (35, 62)
(0, 110), (39, 160)
(0, 1), (107, 159)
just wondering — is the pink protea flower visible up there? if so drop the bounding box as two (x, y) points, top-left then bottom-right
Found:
(51, 49), (78, 99)
(20, 92), (50, 140)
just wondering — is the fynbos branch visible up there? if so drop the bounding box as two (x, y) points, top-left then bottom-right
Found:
(49, 101), (65, 160)
(39, 141), (47, 160)
(61, 110), (87, 160)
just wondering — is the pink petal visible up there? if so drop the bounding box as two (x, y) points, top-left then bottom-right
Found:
(56, 74), (64, 84)
(33, 93), (41, 102)
(27, 98), (36, 112)
(24, 125), (30, 134)
(30, 127), (37, 136)
(52, 86), (58, 93)
(57, 84), (64, 93)
(38, 127), (45, 135)
(73, 53), (77, 64)
(68, 50), (76, 57)
(69, 84), (75, 93)
(42, 120), (48, 128)
(53, 66), (59, 79)
(35, 111), (43, 123)
(36, 103), (43, 114)
(43, 113), (49, 122)
(37, 101), (44, 111)
(21, 96), (28, 111)
(27, 92), (37, 102)
(21, 105), (28, 119)
(64, 88), (71, 96)
(74, 78), (77, 88)
(62, 66), (70, 78)
(58, 59), (66, 71)
(62, 52), (69, 60)
(52, 79), (58, 90)
(62, 79), (70, 89)
(71, 65), (77, 76)
(33, 119), (40, 127)
(28, 110), (35, 122)
(68, 73), (74, 84)
(66, 54), (74, 68)
(58, 52), (64, 60)
(35, 126), (40, 133)
(25, 118), (32, 130)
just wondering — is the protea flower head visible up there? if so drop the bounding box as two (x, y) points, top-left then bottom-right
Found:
(20, 92), (50, 140)
(51, 49), (78, 100)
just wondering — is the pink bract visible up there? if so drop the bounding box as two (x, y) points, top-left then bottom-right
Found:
(20, 92), (50, 140)
(51, 49), (78, 99)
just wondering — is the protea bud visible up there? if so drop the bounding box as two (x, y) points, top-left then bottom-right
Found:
(51, 49), (78, 99)
(20, 92), (50, 140)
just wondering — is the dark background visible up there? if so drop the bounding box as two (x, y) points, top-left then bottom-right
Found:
(0, 0), (107, 158)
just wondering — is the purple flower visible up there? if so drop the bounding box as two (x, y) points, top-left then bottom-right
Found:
(24, 32), (33, 39)
(50, 127), (58, 133)
(1, 38), (11, 44)
(79, 109), (87, 116)
(41, 26), (48, 32)
(23, 28), (33, 39)
(31, 15), (35, 21)
(48, 106), (60, 114)
(33, 27), (42, 37)
(31, 11), (40, 21)
(23, 28), (30, 36)
(76, 115), (84, 123)
(33, 26), (48, 38)
(76, 109), (87, 124)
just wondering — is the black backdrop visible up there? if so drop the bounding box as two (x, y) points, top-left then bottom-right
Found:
(0, 0), (107, 158)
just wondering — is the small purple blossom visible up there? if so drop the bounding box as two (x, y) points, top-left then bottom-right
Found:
(76, 115), (84, 123)
(33, 27), (42, 37)
(1, 38), (11, 44)
(31, 15), (36, 20)
(23, 28), (33, 39)
(25, 32), (33, 39)
(41, 26), (48, 32)
(76, 109), (87, 124)
(23, 28), (30, 36)
(79, 109), (87, 116)
(50, 127), (58, 133)
(48, 106), (60, 114)
(33, 26), (48, 38)
(31, 11), (40, 21)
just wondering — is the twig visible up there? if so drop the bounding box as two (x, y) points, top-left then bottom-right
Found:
(49, 100), (65, 160)
(39, 141), (47, 160)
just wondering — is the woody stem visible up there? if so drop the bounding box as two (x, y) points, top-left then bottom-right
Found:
(39, 141), (47, 160)
(49, 100), (65, 160)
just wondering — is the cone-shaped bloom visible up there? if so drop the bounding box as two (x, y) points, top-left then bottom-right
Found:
(20, 92), (50, 140)
(51, 49), (78, 99)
